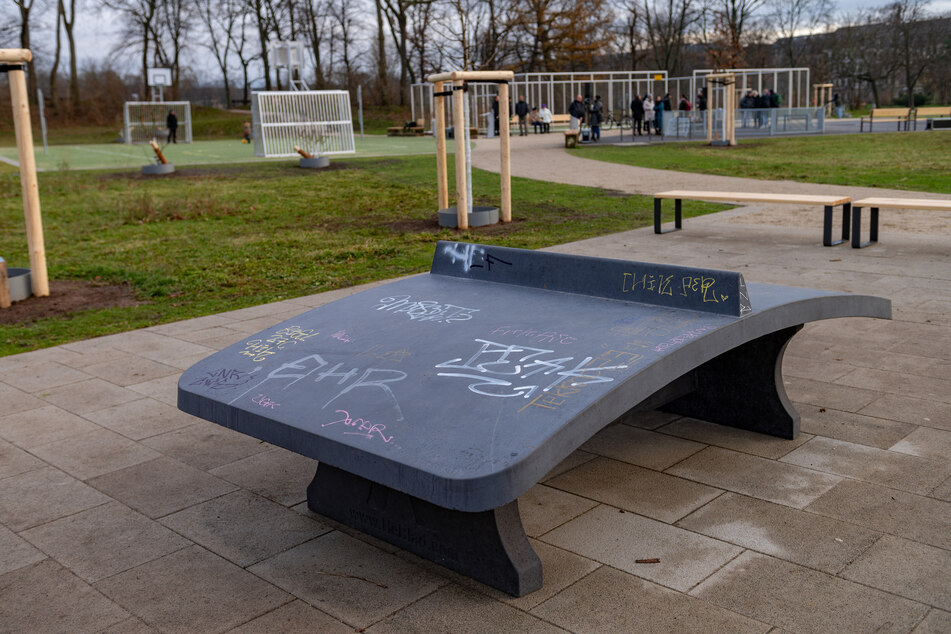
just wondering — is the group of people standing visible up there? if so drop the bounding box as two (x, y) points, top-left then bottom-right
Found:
(739, 88), (781, 127)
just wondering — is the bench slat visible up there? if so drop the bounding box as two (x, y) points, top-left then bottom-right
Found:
(654, 190), (851, 206)
(853, 197), (951, 211)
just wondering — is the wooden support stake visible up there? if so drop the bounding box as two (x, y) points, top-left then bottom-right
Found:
(0, 259), (10, 309)
(498, 82), (512, 223)
(293, 145), (313, 159)
(705, 76), (714, 144)
(149, 141), (169, 164)
(452, 80), (469, 230)
(0, 48), (32, 63)
(9, 65), (49, 297)
(434, 81), (449, 211)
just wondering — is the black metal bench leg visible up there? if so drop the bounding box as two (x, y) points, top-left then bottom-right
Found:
(307, 463), (543, 597)
(654, 198), (682, 234)
(823, 205), (845, 246)
(851, 206), (878, 248)
(661, 325), (803, 439)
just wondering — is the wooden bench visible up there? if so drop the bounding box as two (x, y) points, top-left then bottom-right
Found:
(563, 129), (580, 148)
(510, 113), (570, 128)
(860, 107), (911, 132)
(653, 190), (853, 246)
(851, 197), (951, 247)
(179, 241), (890, 597)
(912, 106), (951, 130)
(387, 126), (424, 137)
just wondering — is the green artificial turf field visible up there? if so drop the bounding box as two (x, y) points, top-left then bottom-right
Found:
(0, 135), (452, 172)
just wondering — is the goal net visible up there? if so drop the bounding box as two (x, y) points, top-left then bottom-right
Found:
(123, 102), (193, 144)
(251, 91), (355, 158)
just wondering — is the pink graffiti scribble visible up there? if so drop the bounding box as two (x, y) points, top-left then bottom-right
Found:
(251, 393), (280, 409)
(323, 409), (393, 444)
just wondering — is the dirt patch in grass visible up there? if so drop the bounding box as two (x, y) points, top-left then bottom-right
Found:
(0, 281), (143, 325)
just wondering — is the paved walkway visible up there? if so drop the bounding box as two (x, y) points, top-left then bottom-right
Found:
(1, 148), (950, 631)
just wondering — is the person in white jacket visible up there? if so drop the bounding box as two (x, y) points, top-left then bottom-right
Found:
(538, 104), (553, 133)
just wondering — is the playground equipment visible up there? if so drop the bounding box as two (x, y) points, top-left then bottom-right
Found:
(427, 70), (514, 230)
(0, 48), (49, 303)
(269, 41), (309, 91)
(693, 68), (810, 108)
(147, 67), (172, 102)
(123, 101), (192, 144)
(705, 72), (737, 146)
(142, 140), (175, 175)
(251, 90), (355, 162)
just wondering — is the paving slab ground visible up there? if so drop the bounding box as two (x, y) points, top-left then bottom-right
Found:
(1, 139), (950, 632)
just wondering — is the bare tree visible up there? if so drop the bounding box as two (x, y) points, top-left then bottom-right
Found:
(382, 0), (432, 104)
(12, 0), (43, 104)
(332, 0), (360, 90)
(229, 8), (260, 103)
(300, 0), (331, 87)
(153, 0), (192, 97)
(197, 0), (242, 105)
(104, 0), (160, 96)
(643, 0), (696, 73)
(703, 0), (765, 67)
(768, 0), (832, 66)
(619, 1), (649, 70)
(62, 0), (80, 107)
(374, 0), (388, 104)
(883, 0), (947, 104)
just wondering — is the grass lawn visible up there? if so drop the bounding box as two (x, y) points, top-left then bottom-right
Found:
(577, 133), (951, 194)
(0, 136), (454, 172)
(0, 156), (722, 356)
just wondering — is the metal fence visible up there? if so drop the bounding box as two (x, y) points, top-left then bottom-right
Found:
(659, 107), (825, 139)
(123, 101), (192, 144)
(251, 90), (355, 158)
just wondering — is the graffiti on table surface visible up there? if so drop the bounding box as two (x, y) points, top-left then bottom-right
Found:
(238, 325), (320, 362)
(374, 295), (479, 324)
(331, 330), (354, 343)
(652, 325), (717, 352)
(520, 348), (642, 413)
(441, 242), (513, 273)
(228, 353), (407, 421)
(488, 326), (577, 345)
(189, 367), (258, 390)
(621, 271), (730, 305)
(251, 393), (280, 409)
(323, 409), (394, 444)
(435, 339), (629, 399)
(354, 344), (412, 363)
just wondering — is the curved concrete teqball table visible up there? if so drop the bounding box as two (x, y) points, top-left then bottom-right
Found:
(179, 241), (891, 596)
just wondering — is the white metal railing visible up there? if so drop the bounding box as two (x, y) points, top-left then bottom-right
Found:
(660, 107), (825, 139)
(251, 90), (355, 158)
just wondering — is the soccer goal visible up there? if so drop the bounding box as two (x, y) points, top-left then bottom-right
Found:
(251, 91), (355, 158)
(123, 101), (193, 144)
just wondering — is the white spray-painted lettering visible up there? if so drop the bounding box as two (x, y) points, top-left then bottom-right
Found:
(228, 353), (406, 420)
(441, 242), (513, 272)
(375, 295), (479, 324)
(435, 339), (628, 399)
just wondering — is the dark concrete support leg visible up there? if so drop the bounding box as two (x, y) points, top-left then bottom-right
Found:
(654, 198), (682, 234)
(307, 463), (542, 597)
(661, 325), (803, 439)
(851, 206), (879, 248)
(823, 205), (846, 246)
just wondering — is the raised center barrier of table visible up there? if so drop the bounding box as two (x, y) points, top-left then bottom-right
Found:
(178, 241), (890, 596)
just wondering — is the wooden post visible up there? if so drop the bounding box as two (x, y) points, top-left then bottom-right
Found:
(149, 140), (169, 164)
(434, 81), (449, 211)
(498, 82), (512, 223)
(0, 258), (10, 309)
(8, 59), (50, 297)
(452, 80), (469, 230)
(726, 77), (736, 146)
(293, 145), (313, 159)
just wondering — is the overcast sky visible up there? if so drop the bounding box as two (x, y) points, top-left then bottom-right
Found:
(61, 0), (951, 83)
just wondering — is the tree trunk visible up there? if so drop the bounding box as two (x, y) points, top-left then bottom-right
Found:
(65, 0), (79, 110)
(50, 0), (63, 107)
(376, 0), (388, 106)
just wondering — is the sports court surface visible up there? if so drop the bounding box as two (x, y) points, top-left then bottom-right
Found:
(0, 136), (450, 172)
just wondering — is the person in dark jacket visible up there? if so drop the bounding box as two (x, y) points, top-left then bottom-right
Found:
(568, 94), (585, 130)
(755, 90), (769, 127)
(515, 95), (530, 136)
(590, 95), (603, 141)
(166, 110), (178, 143)
(740, 90), (755, 127)
(492, 96), (500, 135)
(631, 95), (645, 135)
(653, 96), (665, 135)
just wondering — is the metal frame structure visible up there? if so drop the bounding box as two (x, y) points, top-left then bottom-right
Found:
(251, 90), (355, 158)
(412, 71), (669, 134)
(692, 68), (811, 108)
(146, 67), (172, 102)
(123, 101), (192, 144)
(269, 41), (309, 91)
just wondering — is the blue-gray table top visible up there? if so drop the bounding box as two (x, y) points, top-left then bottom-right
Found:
(179, 242), (890, 511)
